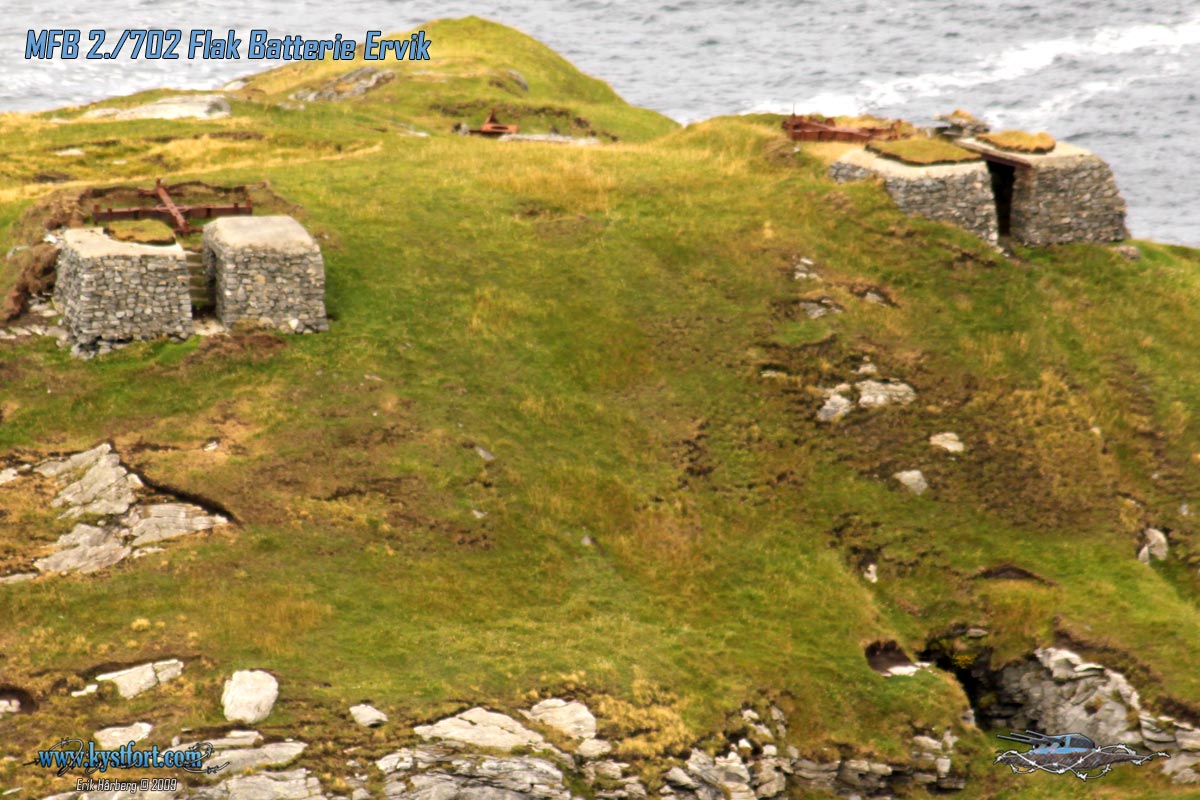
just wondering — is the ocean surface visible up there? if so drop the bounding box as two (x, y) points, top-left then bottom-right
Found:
(1, 1), (1197, 245)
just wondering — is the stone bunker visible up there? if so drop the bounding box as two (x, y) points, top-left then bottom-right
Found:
(50, 214), (327, 353)
(203, 215), (329, 333)
(956, 137), (1128, 245)
(829, 150), (999, 244)
(830, 139), (1128, 246)
(54, 228), (192, 347)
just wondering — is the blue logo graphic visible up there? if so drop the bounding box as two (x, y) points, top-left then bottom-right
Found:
(994, 730), (1170, 781)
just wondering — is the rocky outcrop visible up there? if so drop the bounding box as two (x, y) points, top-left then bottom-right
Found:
(997, 647), (1143, 745)
(816, 379), (916, 423)
(291, 68), (395, 102)
(36, 695), (970, 800)
(81, 95), (231, 121)
(413, 706), (555, 754)
(1, 444), (229, 581)
(986, 647), (1200, 784)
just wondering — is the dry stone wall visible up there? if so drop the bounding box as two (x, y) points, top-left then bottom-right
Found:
(203, 215), (329, 333)
(53, 228), (192, 348)
(1010, 154), (1128, 245)
(830, 159), (999, 244)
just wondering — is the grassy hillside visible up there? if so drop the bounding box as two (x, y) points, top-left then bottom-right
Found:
(2, 17), (1200, 799)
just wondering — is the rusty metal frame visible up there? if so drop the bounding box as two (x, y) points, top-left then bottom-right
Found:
(470, 109), (519, 137)
(781, 114), (906, 143)
(92, 178), (253, 235)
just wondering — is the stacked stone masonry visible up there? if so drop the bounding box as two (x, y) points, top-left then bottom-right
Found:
(53, 228), (192, 347)
(829, 142), (1128, 247)
(203, 215), (329, 333)
(829, 159), (999, 245)
(1009, 154), (1128, 245)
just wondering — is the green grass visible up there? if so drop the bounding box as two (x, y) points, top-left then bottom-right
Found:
(1, 17), (1200, 800)
(977, 129), (1057, 153)
(868, 136), (982, 165)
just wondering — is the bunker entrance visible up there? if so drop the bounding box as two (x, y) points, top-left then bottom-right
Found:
(987, 160), (1016, 236)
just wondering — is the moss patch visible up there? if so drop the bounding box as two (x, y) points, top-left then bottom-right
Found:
(105, 219), (177, 245)
(868, 136), (981, 165)
(978, 129), (1057, 154)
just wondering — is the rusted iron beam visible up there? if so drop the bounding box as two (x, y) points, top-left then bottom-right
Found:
(471, 108), (519, 137)
(153, 178), (190, 234)
(782, 115), (905, 144)
(91, 178), (253, 234)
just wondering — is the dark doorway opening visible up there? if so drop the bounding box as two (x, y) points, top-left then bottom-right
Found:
(988, 161), (1016, 236)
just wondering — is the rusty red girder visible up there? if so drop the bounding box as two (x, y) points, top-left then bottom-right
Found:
(92, 178), (253, 235)
(781, 115), (906, 143)
(470, 109), (519, 137)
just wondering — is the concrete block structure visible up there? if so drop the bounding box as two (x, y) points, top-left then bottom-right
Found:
(830, 138), (1127, 247)
(202, 215), (328, 333)
(955, 138), (1128, 245)
(53, 228), (191, 346)
(829, 149), (1000, 244)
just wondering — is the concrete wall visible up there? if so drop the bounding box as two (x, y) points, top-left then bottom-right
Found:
(829, 155), (999, 244)
(1010, 154), (1128, 245)
(53, 228), (191, 347)
(203, 215), (328, 333)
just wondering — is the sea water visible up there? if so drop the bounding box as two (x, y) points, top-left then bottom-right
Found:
(2, 1), (1196, 245)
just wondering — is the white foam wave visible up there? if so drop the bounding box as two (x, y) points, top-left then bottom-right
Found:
(859, 13), (1200, 108)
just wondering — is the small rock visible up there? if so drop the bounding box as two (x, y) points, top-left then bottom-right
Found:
(71, 684), (99, 697)
(524, 698), (597, 740)
(415, 706), (545, 751)
(350, 703), (388, 727)
(799, 299), (841, 319)
(664, 766), (699, 790)
(863, 563), (878, 583)
(816, 393), (853, 422)
(94, 722), (152, 749)
(35, 538), (130, 574)
(1141, 528), (1169, 561)
(577, 738), (613, 758)
(222, 670), (279, 724)
(476, 446), (496, 462)
(96, 659), (184, 698)
(0, 572), (37, 585)
(912, 735), (941, 752)
(0, 468), (19, 485)
(856, 380), (916, 407)
(893, 470), (928, 495)
(127, 502), (227, 546)
(929, 432), (964, 453)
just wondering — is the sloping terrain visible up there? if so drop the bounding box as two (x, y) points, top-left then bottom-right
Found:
(2, 16), (1200, 800)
